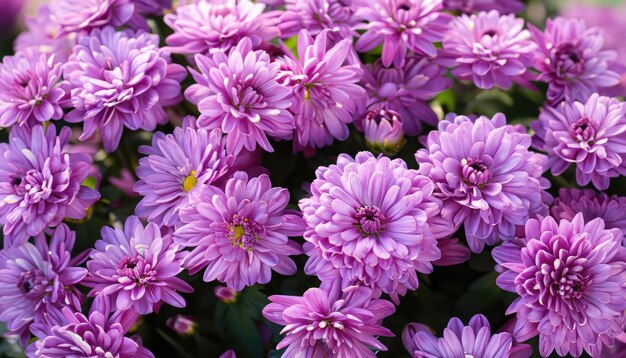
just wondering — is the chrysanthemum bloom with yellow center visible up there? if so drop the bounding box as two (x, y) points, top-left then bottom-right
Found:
(175, 172), (305, 291)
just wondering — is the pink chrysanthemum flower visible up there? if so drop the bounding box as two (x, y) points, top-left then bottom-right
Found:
(164, 0), (280, 56)
(85, 216), (193, 315)
(63, 26), (186, 152)
(300, 151), (449, 301)
(0, 51), (66, 128)
(278, 0), (361, 41)
(49, 0), (134, 35)
(355, 0), (451, 67)
(185, 38), (294, 155)
(277, 29), (367, 151)
(443, 0), (524, 13)
(493, 214), (626, 357)
(262, 287), (395, 357)
(0, 225), (86, 346)
(134, 118), (232, 227)
(532, 93), (626, 190)
(441, 10), (535, 89)
(175, 172), (304, 291)
(0, 125), (99, 245)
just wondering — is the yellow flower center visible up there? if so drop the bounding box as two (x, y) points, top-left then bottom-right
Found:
(182, 170), (198, 192)
(233, 225), (246, 240)
(304, 88), (311, 100)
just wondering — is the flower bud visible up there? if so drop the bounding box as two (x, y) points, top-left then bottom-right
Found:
(166, 314), (197, 336)
(362, 109), (406, 156)
(214, 286), (239, 304)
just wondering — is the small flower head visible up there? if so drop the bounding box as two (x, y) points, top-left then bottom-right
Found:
(0, 225), (86, 346)
(262, 287), (395, 357)
(214, 286), (239, 304)
(362, 56), (451, 135)
(361, 108), (406, 156)
(415, 113), (550, 253)
(493, 214), (626, 357)
(134, 119), (232, 227)
(50, 0), (134, 35)
(532, 94), (626, 190)
(164, 0), (280, 55)
(443, 0), (524, 13)
(403, 314), (532, 358)
(300, 152), (447, 300)
(85, 216), (193, 315)
(34, 308), (154, 358)
(175, 172), (304, 291)
(0, 125), (99, 244)
(63, 26), (186, 152)
(278, 29), (367, 151)
(166, 314), (197, 336)
(278, 0), (361, 41)
(186, 38), (294, 155)
(355, 0), (451, 67)
(530, 17), (620, 105)
(0, 51), (66, 128)
(14, 6), (76, 63)
(442, 10), (535, 89)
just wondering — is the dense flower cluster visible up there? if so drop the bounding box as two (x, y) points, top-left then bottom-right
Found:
(2, 0), (626, 357)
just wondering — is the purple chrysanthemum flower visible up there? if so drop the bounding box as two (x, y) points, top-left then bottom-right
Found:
(185, 38), (294, 155)
(175, 172), (304, 291)
(300, 151), (448, 301)
(164, 0), (280, 56)
(530, 17), (620, 105)
(0, 125), (99, 245)
(14, 6), (76, 63)
(362, 55), (451, 135)
(355, 0), (451, 67)
(85, 216), (193, 315)
(63, 26), (186, 152)
(0, 224), (86, 346)
(277, 29), (367, 151)
(133, 119), (232, 227)
(33, 308), (154, 358)
(0, 51), (65, 128)
(492, 214), (626, 357)
(278, 0), (361, 41)
(551, 189), (626, 242)
(262, 287), (395, 357)
(443, 0), (523, 13)
(403, 314), (532, 358)
(441, 10), (535, 89)
(49, 0), (134, 35)
(415, 113), (550, 253)
(532, 93), (626, 190)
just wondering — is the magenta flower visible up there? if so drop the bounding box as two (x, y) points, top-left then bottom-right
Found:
(415, 113), (550, 253)
(33, 308), (154, 358)
(361, 108), (406, 156)
(355, 0), (451, 67)
(403, 315), (532, 358)
(63, 26), (186, 152)
(530, 17), (620, 105)
(278, 0), (361, 41)
(551, 189), (626, 241)
(362, 56), (451, 135)
(532, 93), (626, 190)
(164, 0), (280, 56)
(14, 6), (76, 63)
(300, 152), (448, 301)
(0, 125), (99, 245)
(214, 286), (239, 304)
(443, 0), (524, 13)
(49, 0), (134, 35)
(85, 216), (193, 315)
(278, 29), (367, 151)
(166, 314), (197, 336)
(185, 38), (294, 155)
(262, 287), (395, 357)
(493, 214), (626, 357)
(134, 119), (232, 227)
(0, 51), (66, 128)
(442, 10), (535, 89)
(0, 225), (86, 346)
(175, 172), (304, 291)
